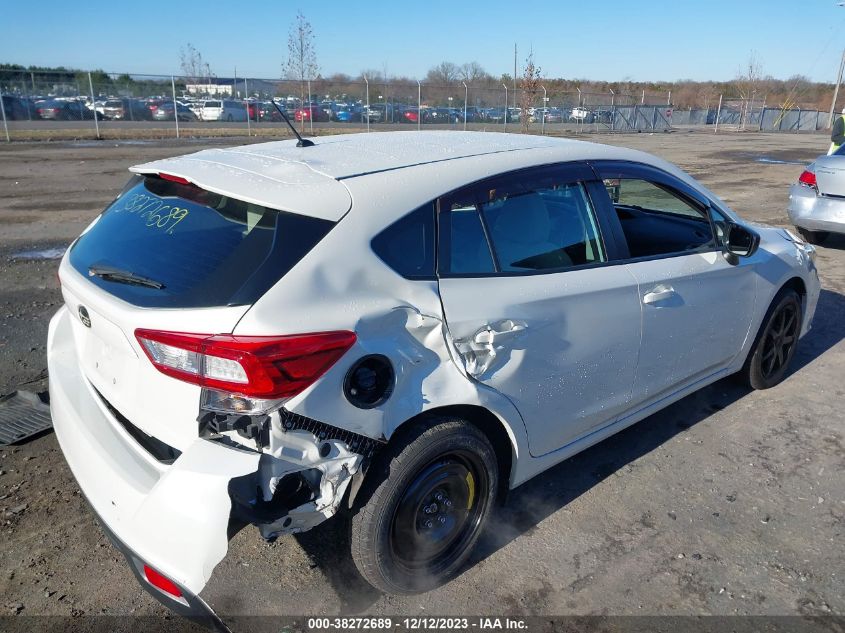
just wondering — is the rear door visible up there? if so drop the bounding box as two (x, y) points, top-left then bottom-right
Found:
(592, 161), (757, 406)
(438, 163), (642, 456)
(61, 174), (335, 450)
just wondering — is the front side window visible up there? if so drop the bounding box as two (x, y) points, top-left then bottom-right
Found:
(605, 178), (715, 258)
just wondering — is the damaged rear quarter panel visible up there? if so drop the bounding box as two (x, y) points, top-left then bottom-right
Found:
(233, 170), (530, 476)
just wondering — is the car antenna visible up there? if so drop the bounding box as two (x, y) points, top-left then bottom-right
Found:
(270, 99), (315, 147)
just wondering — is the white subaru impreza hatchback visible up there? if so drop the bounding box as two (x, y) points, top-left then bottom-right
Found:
(48, 131), (819, 620)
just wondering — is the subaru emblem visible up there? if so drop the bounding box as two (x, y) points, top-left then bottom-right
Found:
(78, 305), (92, 328)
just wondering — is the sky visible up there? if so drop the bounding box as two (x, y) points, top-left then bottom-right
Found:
(3, 1), (845, 84)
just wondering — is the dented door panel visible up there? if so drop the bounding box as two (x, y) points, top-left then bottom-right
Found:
(438, 265), (642, 457)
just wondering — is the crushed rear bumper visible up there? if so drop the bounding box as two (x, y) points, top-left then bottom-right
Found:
(91, 496), (230, 632)
(48, 305), (370, 623)
(48, 306), (260, 600)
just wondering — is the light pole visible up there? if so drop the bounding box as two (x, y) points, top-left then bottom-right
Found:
(829, 48), (845, 128)
(462, 81), (468, 131)
(503, 83), (508, 132)
(610, 88), (616, 129)
(541, 85), (547, 135)
(417, 80), (421, 131)
(364, 76), (369, 133)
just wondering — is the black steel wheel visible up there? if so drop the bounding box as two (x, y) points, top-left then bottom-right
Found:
(389, 450), (488, 573)
(350, 417), (497, 594)
(739, 288), (803, 390)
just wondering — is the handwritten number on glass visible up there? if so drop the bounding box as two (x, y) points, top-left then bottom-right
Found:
(118, 193), (190, 234)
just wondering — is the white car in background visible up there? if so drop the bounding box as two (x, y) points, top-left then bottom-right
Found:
(48, 131), (819, 626)
(788, 144), (845, 244)
(570, 106), (593, 122)
(200, 99), (247, 122)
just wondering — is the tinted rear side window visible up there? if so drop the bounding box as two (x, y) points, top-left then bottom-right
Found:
(370, 203), (435, 279)
(69, 176), (334, 308)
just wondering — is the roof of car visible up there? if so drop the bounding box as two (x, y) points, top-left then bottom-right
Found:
(129, 131), (682, 222)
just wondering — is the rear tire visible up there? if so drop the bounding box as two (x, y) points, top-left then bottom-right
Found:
(350, 417), (497, 594)
(796, 227), (829, 245)
(738, 288), (802, 390)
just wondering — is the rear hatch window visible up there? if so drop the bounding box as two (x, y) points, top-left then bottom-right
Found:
(69, 175), (334, 308)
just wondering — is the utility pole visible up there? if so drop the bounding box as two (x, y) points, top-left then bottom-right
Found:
(513, 43), (517, 110)
(828, 48), (845, 129)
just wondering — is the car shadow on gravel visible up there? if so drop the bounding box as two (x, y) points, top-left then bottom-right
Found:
(293, 513), (384, 611)
(817, 233), (845, 251)
(791, 287), (845, 372)
(292, 288), (845, 611)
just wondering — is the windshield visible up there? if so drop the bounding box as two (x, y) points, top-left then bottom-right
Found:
(69, 175), (334, 308)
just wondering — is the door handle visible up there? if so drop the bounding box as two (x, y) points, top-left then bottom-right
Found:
(643, 285), (676, 305)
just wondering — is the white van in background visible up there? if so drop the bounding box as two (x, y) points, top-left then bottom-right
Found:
(200, 99), (247, 122)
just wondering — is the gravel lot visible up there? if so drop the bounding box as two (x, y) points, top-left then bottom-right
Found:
(0, 130), (842, 628)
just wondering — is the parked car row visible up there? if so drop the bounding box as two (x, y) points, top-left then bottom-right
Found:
(1, 93), (618, 126)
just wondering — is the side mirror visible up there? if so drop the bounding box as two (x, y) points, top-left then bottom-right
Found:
(723, 223), (760, 264)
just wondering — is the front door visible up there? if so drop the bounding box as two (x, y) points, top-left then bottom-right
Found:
(592, 163), (758, 406)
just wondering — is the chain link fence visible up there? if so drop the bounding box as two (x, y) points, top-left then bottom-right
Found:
(0, 69), (834, 142)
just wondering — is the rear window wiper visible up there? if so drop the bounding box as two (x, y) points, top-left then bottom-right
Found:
(88, 264), (165, 290)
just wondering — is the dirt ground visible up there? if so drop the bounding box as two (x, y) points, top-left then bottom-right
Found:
(0, 130), (842, 628)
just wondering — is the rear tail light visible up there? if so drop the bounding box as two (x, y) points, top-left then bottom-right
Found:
(143, 564), (182, 599)
(798, 169), (817, 189)
(135, 329), (356, 399)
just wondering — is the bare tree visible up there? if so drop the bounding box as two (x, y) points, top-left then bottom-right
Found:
(459, 62), (489, 84)
(283, 12), (319, 130)
(734, 52), (763, 98)
(426, 62), (459, 85)
(180, 43), (208, 91)
(519, 50), (542, 133)
(734, 52), (763, 127)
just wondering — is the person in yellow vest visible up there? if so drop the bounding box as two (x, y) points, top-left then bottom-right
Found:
(829, 107), (845, 154)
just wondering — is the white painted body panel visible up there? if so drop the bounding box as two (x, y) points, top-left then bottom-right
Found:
(438, 265), (642, 457)
(625, 250), (758, 406)
(48, 306), (260, 594)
